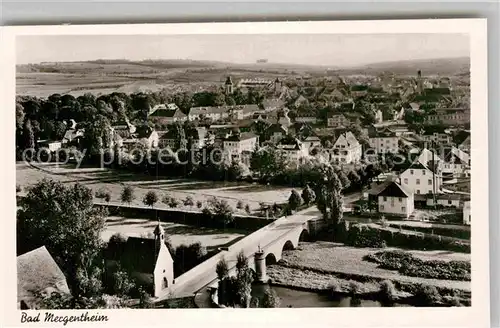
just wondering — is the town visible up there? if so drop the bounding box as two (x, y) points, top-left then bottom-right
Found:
(16, 57), (471, 309)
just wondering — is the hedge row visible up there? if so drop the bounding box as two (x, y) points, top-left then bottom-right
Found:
(364, 251), (471, 281)
(341, 223), (470, 253)
(387, 223), (470, 240)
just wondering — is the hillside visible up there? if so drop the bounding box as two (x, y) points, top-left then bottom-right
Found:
(337, 57), (470, 76)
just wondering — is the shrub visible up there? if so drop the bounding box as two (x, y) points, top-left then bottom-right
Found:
(329, 281), (341, 294)
(16, 184), (22, 193)
(196, 200), (203, 209)
(414, 284), (441, 306)
(250, 296), (259, 308)
(288, 190), (302, 211)
(236, 200), (244, 210)
(261, 288), (280, 308)
(244, 204), (251, 214)
(162, 194), (172, 205)
(142, 191), (158, 208)
(348, 281), (361, 296)
(103, 192), (111, 203)
(379, 280), (397, 303)
(120, 185), (135, 204)
(95, 187), (109, 199)
(301, 184), (316, 205)
(183, 196), (194, 207)
(168, 198), (179, 208)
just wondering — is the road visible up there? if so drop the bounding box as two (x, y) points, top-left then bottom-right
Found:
(158, 206), (323, 300)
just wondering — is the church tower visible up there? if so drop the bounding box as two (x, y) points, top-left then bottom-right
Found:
(225, 76), (234, 94)
(153, 219), (165, 258)
(416, 70), (423, 94)
(274, 77), (282, 94)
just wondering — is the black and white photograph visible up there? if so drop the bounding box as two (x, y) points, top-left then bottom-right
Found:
(1, 19), (490, 328)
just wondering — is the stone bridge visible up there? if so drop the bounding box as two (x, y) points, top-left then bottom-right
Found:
(158, 207), (324, 300)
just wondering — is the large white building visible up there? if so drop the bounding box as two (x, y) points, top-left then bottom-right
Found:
(442, 147), (470, 177)
(376, 181), (414, 218)
(329, 132), (362, 164)
(222, 132), (259, 164)
(463, 200), (471, 225)
(368, 135), (399, 154)
(399, 162), (443, 195)
(276, 137), (309, 165)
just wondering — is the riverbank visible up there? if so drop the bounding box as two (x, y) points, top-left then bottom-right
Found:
(267, 242), (471, 306)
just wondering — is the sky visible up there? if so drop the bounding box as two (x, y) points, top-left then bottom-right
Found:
(16, 34), (469, 67)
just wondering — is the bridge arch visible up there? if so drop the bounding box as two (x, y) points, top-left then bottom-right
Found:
(282, 240), (295, 251)
(265, 253), (278, 265)
(299, 229), (311, 242)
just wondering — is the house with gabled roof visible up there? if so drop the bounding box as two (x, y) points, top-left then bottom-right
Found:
(276, 136), (309, 164)
(149, 106), (187, 124)
(17, 246), (71, 309)
(327, 113), (351, 128)
(399, 161), (443, 196)
(376, 181), (414, 218)
(222, 132), (258, 165)
(328, 131), (362, 164)
(442, 146), (470, 177)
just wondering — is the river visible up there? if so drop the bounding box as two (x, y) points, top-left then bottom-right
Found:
(251, 284), (410, 308)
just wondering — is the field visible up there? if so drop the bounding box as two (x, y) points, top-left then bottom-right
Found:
(269, 241), (470, 291)
(102, 216), (246, 252)
(16, 162), (295, 212)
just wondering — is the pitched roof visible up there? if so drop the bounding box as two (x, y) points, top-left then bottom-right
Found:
(377, 181), (411, 197)
(150, 108), (186, 119)
(120, 237), (159, 273)
(17, 246), (70, 307)
(223, 132), (257, 142)
(262, 98), (285, 110)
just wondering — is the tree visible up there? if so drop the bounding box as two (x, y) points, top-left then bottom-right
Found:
(143, 191), (158, 208)
(206, 197), (234, 225)
(23, 119), (35, 151)
(301, 184), (316, 205)
(313, 164), (344, 239)
(183, 196), (194, 207)
(138, 288), (154, 308)
(216, 257), (229, 280)
(244, 204), (251, 214)
(196, 200), (203, 209)
(235, 251), (253, 308)
(288, 190), (302, 211)
(261, 288), (281, 308)
(120, 185), (135, 205)
(16, 103), (25, 130)
(236, 200), (244, 210)
(112, 268), (135, 297)
(168, 198), (179, 208)
(17, 179), (106, 297)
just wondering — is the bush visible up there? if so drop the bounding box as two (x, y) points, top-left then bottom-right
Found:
(346, 225), (386, 248)
(196, 200), (203, 209)
(162, 194), (172, 205)
(288, 190), (302, 211)
(414, 284), (441, 306)
(168, 198), (179, 208)
(120, 185), (135, 204)
(183, 196), (194, 207)
(244, 204), (251, 214)
(379, 280), (397, 303)
(365, 250), (470, 281)
(103, 193), (111, 203)
(143, 191), (158, 208)
(236, 200), (244, 210)
(16, 184), (22, 193)
(348, 281), (361, 296)
(261, 288), (280, 308)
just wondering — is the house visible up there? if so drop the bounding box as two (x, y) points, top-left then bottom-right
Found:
(188, 105), (259, 121)
(301, 135), (322, 152)
(106, 222), (174, 297)
(276, 136), (309, 164)
(376, 181), (414, 218)
(149, 103), (180, 115)
(458, 135), (471, 153)
(17, 246), (71, 309)
(442, 147), (470, 176)
(374, 109), (383, 123)
(426, 193), (469, 208)
(158, 129), (180, 150)
(238, 78), (273, 89)
(393, 107), (405, 121)
(149, 107), (187, 124)
(417, 148), (444, 171)
(262, 98), (285, 112)
(268, 123), (288, 144)
(463, 201), (471, 225)
(278, 109), (292, 128)
(329, 132), (362, 164)
(62, 128), (85, 145)
(295, 113), (318, 124)
(368, 130), (399, 154)
(425, 108), (470, 126)
(222, 132), (259, 165)
(327, 113), (351, 128)
(293, 95), (309, 108)
(399, 161), (443, 195)
(420, 132), (452, 145)
(37, 140), (62, 152)
(135, 125), (159, 149)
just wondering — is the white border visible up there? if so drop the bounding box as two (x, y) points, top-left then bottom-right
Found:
(0, 19), (489, 328)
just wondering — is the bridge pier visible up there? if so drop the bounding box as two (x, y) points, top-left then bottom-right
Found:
(254, 249), (268, 283)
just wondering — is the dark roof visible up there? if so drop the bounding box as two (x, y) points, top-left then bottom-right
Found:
(120, 237), (158, 274)
(224, 132), (257, 142)
(367, 176), (398, 196)
(225, 76), (233, 85)
(377, 182), (411, 197)
(17, 246), (69, 307)
(150, 108), (186, 119)
(135, 125), (155, 139)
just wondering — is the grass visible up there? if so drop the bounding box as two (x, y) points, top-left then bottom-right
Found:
(16, 162), (294, 213)
(102, 217), (246, 251)
(274, 242), (470, 291)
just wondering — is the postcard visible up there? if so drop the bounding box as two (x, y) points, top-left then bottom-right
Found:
(0, 19), (489, 328)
